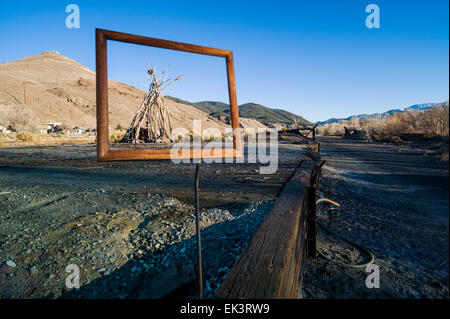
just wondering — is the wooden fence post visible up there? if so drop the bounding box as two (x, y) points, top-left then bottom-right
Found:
(306, 185), (317, 258)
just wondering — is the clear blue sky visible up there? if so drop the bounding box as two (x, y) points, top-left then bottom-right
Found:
(0, 0), (448, 122)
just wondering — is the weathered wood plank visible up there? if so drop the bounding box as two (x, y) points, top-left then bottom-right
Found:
(215, 159), (316, 299)
(306, 185), (317, 258)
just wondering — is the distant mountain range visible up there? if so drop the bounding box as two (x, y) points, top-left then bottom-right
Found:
(7, 52), (443, 132)
(166, 96), (312, 127)
(316, 102), (449, 125)
(0, 52), (238, 131)
(0, 51), (313, 132)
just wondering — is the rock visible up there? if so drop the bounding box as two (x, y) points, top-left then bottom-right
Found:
(0, 264), (13, 274)
(6, 260), (16, 267)
(28, 265), (38, 275)
(205, 280), (212, 293)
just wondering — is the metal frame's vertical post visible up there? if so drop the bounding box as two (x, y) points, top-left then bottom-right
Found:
(96, 29), (109, 160)
(194, 161), (203, 298)
(226, 53), (241, 154)
(306, 185), (317, 258)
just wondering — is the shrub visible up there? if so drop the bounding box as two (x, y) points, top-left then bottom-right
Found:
(108, 130), (125, 143)
(421, 105), (449, 137)
(317, 104), (449, 141)
(174, 134), (184, 143)
(16, 132), (34, 142)
(1, 106), (37, 132)
(0, 133), (14, 142)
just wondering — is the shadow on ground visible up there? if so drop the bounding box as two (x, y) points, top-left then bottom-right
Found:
(55, 202), (271, 299)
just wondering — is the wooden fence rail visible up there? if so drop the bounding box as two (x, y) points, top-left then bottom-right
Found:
(282, 126), (317, 141)
(215, 156), (319, 299)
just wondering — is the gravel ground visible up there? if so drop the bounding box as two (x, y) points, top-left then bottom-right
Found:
(0, 181), (274, 298)
(0, 142), (307, 299)
(302, 138), (449, 298)
(2, 137), (447, 299)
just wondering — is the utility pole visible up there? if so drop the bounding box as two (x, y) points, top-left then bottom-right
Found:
(23, 81), (30, 107)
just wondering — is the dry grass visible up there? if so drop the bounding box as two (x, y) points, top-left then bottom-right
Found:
(108, 129), (241, 144)
(171, 130), (239, 143)
(0, 132), (94, 146)
(317, 105), (449, 141)
(108, 130), (126, 144)
(16, 132), (35, 142)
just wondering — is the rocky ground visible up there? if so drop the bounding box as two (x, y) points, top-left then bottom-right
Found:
(1, 137), (448, 299)
(0, 142), (303, 298)
(302, 137), (449, 298)
(0, 180), (274, 298)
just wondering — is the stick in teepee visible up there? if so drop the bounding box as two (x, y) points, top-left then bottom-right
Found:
(121, 68), (181, 143)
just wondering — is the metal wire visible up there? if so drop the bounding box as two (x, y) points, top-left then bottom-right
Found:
(194, 161), (203, 298)
(316, 198), (375, 269)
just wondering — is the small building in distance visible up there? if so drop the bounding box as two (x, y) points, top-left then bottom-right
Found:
(0, 125), (12, 134)
(41, 122), (63, 134)
(71, 126), (83, 135)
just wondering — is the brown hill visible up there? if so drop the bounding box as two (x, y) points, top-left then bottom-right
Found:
(0, 51), (231, 132)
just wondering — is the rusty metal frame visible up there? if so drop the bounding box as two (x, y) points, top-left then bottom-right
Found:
(96, 28), (242, 161)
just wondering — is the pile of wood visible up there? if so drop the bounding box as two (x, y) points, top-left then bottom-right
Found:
(121, 68), (180, 143)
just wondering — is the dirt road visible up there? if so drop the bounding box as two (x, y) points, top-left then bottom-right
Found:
(0, 143), (306, 207)
(303, 137), (449, 298)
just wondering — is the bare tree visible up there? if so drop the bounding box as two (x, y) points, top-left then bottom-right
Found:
(419, 105), (449, 137)
(1, 105), (37, 132)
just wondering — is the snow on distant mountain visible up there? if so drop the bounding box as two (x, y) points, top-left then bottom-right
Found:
(404, 103), (437, 111)
(316, 101), (448, 125)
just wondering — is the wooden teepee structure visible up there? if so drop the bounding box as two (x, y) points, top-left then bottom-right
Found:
(121, 68), (180, 143)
